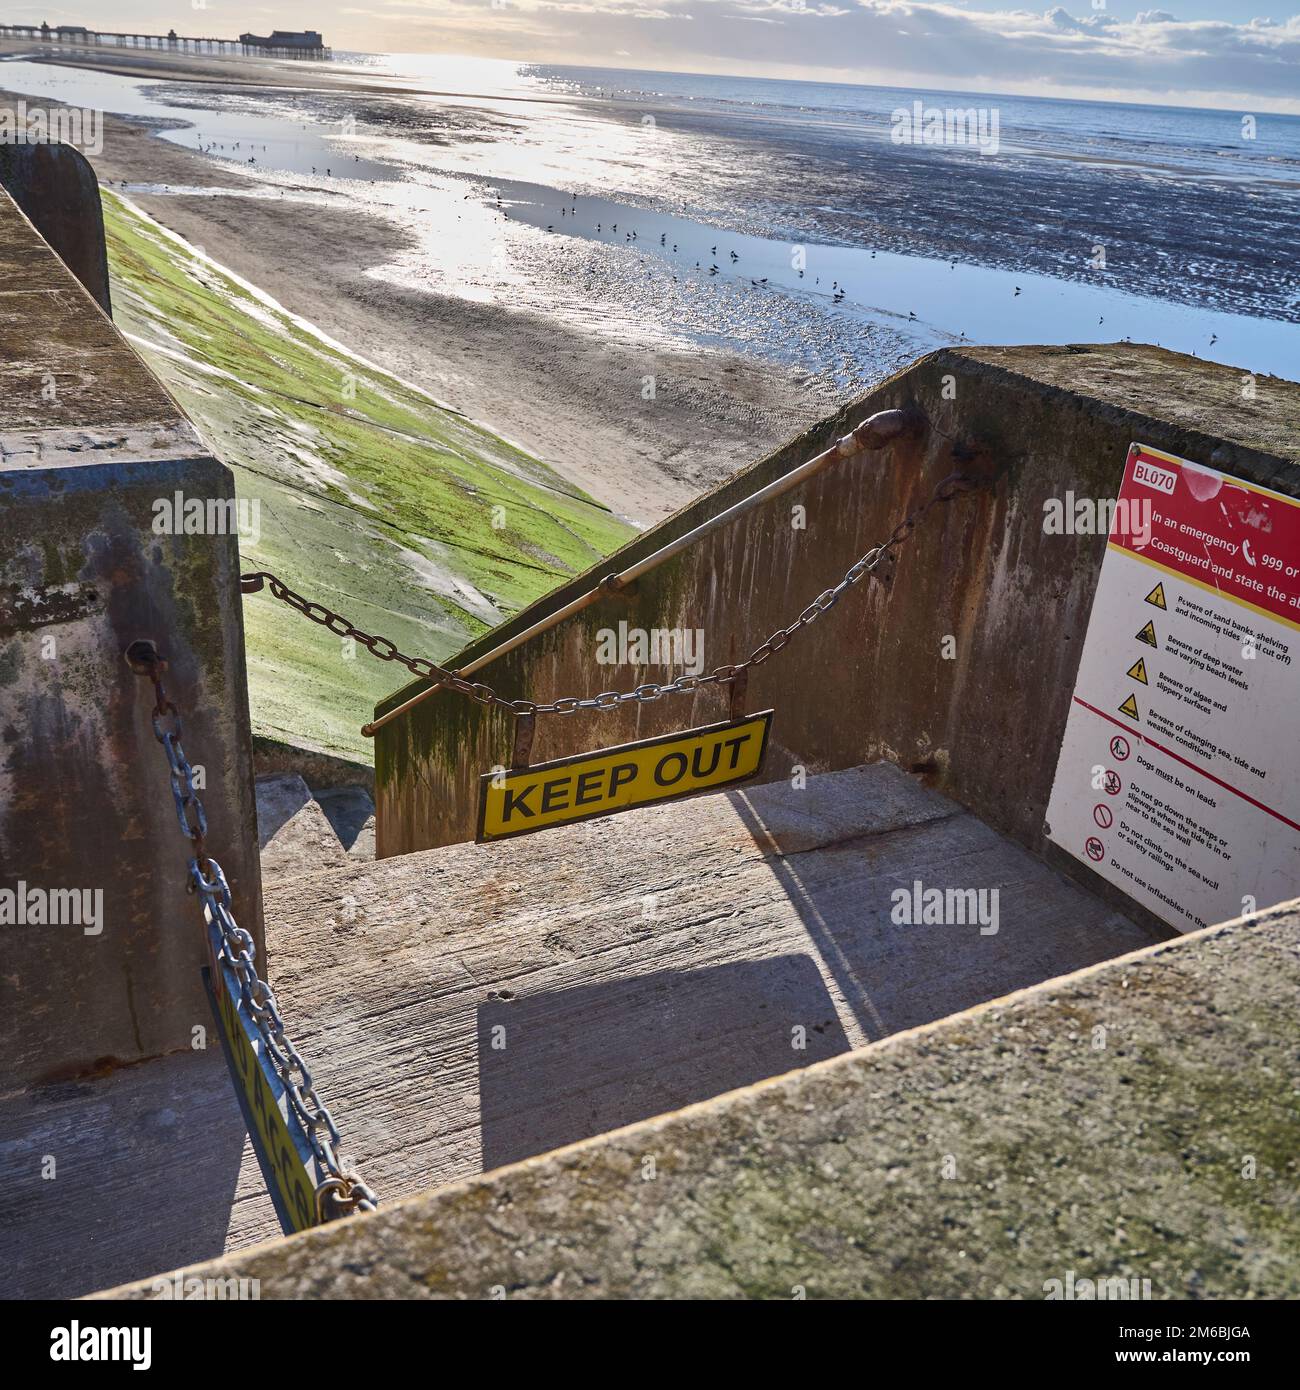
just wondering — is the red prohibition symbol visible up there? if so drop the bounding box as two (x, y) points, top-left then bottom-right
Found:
(1085, 836), (1105, 862)
(1103, 770), (1123, 796)
(1093, 804), (1114, 829)
(1110, 735), (1131, 761)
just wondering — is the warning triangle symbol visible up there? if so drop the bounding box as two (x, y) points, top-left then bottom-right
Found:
(1127, 657), (1149, 685)
(1118, 692), (1141, 721)
(1136, 620), (1158, 648)
(1144, 582), (1167, 610)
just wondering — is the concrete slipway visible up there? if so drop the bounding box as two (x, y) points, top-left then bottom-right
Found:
(99, 897), (1300, 1301)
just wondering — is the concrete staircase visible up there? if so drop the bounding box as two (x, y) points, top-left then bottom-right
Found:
(100, 898), (1300, 1302)
(2, 759), (1167, 1298)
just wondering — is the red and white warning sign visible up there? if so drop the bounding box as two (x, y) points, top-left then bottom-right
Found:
(1046, 443), (1300, 933)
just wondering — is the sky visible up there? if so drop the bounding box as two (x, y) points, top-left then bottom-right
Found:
(11, 4), (1300, 111)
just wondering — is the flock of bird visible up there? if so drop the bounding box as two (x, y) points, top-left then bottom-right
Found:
(525, 193), (913, 317)
(191, 132), (379, 180)
(140, 151), (1234, 353)
(519, 195), (1089, 332)
(521, 193), (1223, 340)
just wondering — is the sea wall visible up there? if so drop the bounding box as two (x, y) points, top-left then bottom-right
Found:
(374, 344), (1300, 862)
(0, 182), (261, 1084)
(101, 189), (634, 764)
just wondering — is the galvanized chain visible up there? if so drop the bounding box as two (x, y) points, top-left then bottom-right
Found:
(128, 648), (378, 1223)
(239, 572), (526, 715)
(526, 471), (979, 715)
(242, 470), (979, 720)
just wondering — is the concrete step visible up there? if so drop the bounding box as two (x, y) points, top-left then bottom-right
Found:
(1, 760), (1162, 1298)
(255, 774), (375, 877)
(97, 901), (1300, 1301)
(315, 785), (376, 859)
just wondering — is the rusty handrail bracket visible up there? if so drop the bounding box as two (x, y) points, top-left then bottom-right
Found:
(511, 712), (537, 770)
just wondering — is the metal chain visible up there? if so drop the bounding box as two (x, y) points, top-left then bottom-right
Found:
(130, 650), (378, 1222)
(527, 471), (979, 715)
(239, 572), (527, 715)
(242, 469), (979, 720)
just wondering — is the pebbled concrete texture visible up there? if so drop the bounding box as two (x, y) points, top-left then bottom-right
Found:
(95, 899), (1300, 1301)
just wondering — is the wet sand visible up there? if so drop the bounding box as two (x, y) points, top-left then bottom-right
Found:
(1, 46), (847, 523)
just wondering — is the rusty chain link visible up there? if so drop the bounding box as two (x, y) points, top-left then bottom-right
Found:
(129, 647), (378, 1223)
(242, 469), (979, 721)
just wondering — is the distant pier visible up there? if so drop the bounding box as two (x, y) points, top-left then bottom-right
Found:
(0, 21), (330, 60)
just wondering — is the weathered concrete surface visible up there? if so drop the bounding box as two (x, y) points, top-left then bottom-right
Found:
(315, 785), (375, 858)
(254, 772), (313, 848)
(252, 734), (375, 796)
(0, 1048), (277, 1300)
(0, 193), (172, 455)
(3, 761), (1158, 1297)
(256, 774), (350, 875)
(256, 775), (373, 874)
(0, 143), (111, 315)
(94, 899), (1300, 1300)
(0, 185), (262, 1083)
(376, 345), (1300, 896)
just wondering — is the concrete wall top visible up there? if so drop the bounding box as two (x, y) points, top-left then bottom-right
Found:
(94, 898), (1300, 1299)
(0, 143), (113, 316)
(958, 344), (1298, 479)
(0, 182), (199, 466)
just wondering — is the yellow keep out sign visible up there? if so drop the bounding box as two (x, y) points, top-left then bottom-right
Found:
(476, 711), (773, 842)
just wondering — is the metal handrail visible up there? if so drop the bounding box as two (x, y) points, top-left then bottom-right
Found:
(361, 407), (927, 738)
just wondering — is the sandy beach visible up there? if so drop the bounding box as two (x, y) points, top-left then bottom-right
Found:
(6, 43), (1296, 531)
(2, 35), (1296, 563)
(0, 44), (848, 524)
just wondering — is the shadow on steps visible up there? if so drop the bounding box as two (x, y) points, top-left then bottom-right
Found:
(478, 954), (849, 1170)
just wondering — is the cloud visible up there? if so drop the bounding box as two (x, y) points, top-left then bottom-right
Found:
(324, 2), (1300, 110)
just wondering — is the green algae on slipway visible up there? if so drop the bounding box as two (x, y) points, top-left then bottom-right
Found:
(102, 191), (633, 761)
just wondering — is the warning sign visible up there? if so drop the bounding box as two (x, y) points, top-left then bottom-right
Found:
(203, 922), (319, 1233)
(1046, 443), (1300, 933)
(477, 712), (772, 841)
